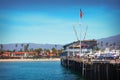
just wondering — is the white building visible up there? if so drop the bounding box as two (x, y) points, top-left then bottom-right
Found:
(60, 40), (97, 58)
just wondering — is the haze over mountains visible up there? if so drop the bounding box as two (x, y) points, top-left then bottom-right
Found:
(97, 34), (120, 48)
(1, 34), (120, 51)
(1, 43), (63, 51)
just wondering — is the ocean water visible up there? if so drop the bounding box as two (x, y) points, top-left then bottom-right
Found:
(0, 61), (84, 80)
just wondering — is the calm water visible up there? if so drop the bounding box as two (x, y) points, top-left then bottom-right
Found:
(0, 61), (84, 80)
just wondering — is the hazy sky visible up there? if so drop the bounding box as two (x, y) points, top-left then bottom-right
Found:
(0, 0), (120, 44)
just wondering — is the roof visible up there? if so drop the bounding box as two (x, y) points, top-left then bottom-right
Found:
(63, 40), (97, 48)
(13, 52), (25, 55)
(2, 52), (36, 55)
(2, 52), (11, 56)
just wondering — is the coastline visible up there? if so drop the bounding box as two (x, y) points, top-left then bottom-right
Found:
(0, 58), (60, 62)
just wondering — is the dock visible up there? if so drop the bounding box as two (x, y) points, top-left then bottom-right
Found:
(61, 57), (120, 80)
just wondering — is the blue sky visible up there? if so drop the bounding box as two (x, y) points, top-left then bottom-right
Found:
(0, 0), (120, 44)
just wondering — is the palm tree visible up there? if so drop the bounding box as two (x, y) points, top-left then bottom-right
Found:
(0, 44), (3, 55)
(105, 42), (109, 48)
(109, 43), (113, 50)
(35, 48), (43, 55)
(52, 47), (57, 56)
(27, 44), (29, 51)
(55, 45), (57, 49)
(46, 49), (50, 53)
(57, 49), (62, 56)
(55, 45), (58, 56)
(21, 44), (24, 52)
(15, 44), (18, 52)
(0, 44), (3, 51)
(113, 42), (116, 49)
(20, 48), (22, 52)
(97, 42), (99, 46)
(30, 48), (34, 52)
(24, 44), (29, 52)
(100, 41), (103, 49)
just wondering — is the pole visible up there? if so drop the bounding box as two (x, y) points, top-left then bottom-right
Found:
(83, 26), (88, 40)
(80, 24), (84, 76)
(73, 25), (79, 41)
(80, 9), (84, 76)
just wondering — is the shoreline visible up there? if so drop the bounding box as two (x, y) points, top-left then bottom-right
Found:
(0, 58), (60, 62)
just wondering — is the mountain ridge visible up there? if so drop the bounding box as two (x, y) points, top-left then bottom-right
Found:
(1, 43), (63, 51)
(1, 34), (120, 51)
(97, 34), (120, 48)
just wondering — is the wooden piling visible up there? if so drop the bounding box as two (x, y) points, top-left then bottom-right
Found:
(61, 58), (120, 80)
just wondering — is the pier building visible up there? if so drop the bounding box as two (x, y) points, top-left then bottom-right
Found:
(60, 40), (97, 58)
(60, 40), (120, 80)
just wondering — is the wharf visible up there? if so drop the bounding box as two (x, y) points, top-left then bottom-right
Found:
(61, 57), (120, 80)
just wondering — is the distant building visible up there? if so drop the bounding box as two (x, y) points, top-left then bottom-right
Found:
(60, 40), (97, 58)
(0, 52), (36, 58)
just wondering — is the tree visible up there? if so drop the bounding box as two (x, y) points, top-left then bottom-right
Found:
(27, 44), (29, 51)
(105, 42), (109, 48)
(6, 49), (12, 52)
(21, 44), (24, 51)
(15, 44), (18, 47)
(21, 44), (24, 47)
(0, 44), (3, 51)
(15, 44), (18, 52)
(30, 48), (34, 52)
(24, 44), (29, 52)
(55, 45), (57, 49)
(0, 44), (3, 55)
(46, 49), (50, 53)
(97, 42), (99, 46)
(20, 48), (22, 52)
(109, 43), (113, 50)
(55, 45), (58, 55)
(52, 48), (57, 55)
(57, 49), (62, 56)
(109, 44), (112, 47)
(35, 48), (43, 55)
(95, 47), (99, 51)
(113, 42), (116, 49)
(44, 49), (46, 54)
(100, 41), (103, 49)
(13, 49), (16, 52)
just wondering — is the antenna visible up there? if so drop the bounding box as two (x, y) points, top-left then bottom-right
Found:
(73, 25), (79, 41)
(83, 26), (88, 40)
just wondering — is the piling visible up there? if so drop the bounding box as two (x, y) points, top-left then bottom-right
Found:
(61, 58), (120, 80)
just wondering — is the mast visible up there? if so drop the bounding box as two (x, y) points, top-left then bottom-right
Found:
(79, 24), (82, 55)
(79, 9), (83, 55)
(83, 26), (88, 40)
(80, 9), (84, 76)
(73, 25), (79, 41)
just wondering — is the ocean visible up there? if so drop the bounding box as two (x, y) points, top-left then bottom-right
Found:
(0, 61), (84, 80)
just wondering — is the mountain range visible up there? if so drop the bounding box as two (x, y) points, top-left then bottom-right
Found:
(97, 34), (120, 48)
(1, 43), (63, 51)
(1, 34), (120, 51)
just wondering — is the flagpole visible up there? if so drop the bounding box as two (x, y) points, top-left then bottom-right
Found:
(80, 9), (85, 76)
(79, 9), (82, 57)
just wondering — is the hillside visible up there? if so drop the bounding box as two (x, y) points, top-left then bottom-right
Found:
(1, 34), (120, 51)
(1, 43), (63, 51)
(97, 34), (120, 48)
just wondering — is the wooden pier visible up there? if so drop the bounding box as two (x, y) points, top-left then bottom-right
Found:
(61, 57), (120, 80)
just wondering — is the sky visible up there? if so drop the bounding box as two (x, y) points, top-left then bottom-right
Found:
(0, 0), (120, 44)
